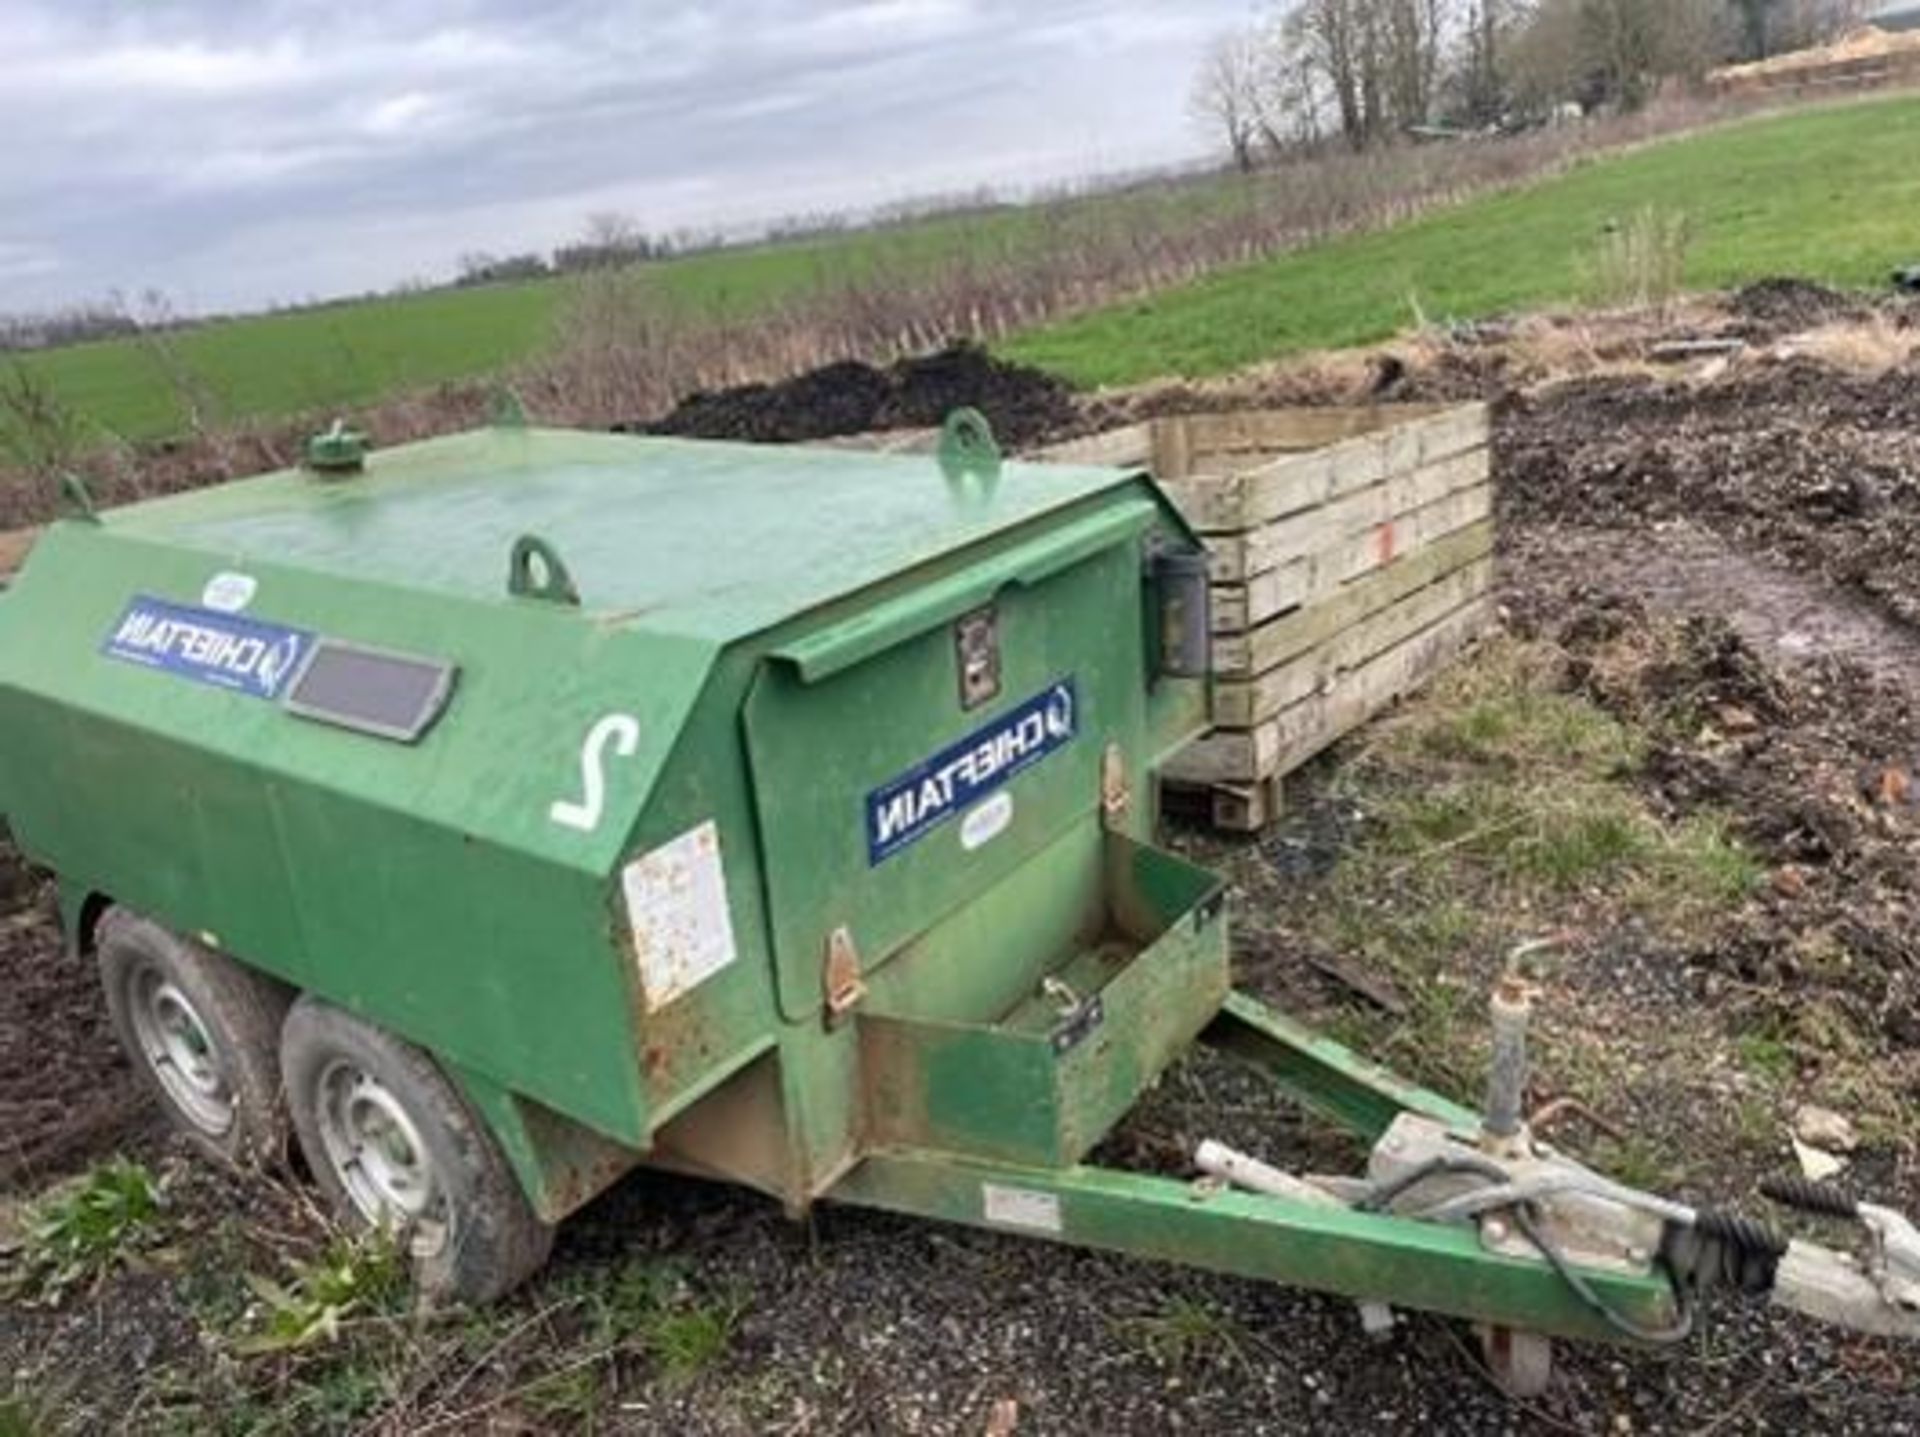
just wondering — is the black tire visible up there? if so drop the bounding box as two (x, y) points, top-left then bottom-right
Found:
(280, 996), (554, 1305)
(97, 907), (292, 1169)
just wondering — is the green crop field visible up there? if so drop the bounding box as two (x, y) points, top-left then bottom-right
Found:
(7, 93), (1919, 448)
(1006, 93), (1920, 387)
(0, 177), (1246, 448)
(2, 240), (878, 446)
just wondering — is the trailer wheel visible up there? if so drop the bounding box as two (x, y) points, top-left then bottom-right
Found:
(280, 997), (554, 1305)
(97, 908), (292, 1168)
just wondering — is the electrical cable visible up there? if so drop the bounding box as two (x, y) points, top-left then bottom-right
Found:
(1358, 1153), (1697, 1343)
(1511, 1201), (1695, 1344)
(1354, 1153), (1511, 1213)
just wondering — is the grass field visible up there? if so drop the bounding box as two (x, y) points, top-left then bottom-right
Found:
(1, 177), (1242, 447)
(7, 93), (1919, 448)
(1006, 93), (1920, 386)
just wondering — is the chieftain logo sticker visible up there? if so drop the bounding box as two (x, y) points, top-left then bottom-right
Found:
(866, 679), (1077, 865)
(102, 596), (313, 701)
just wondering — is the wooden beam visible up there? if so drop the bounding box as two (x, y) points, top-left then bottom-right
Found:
(1215, 559), (1493, 726)
(1166, 599), (1494, 785)
(1183, 405), (1438, 457)
(1026, 424), (1153, 469)
(1212, 482), (1492, 633)
(1172, 404), (1488, 534)
(1214, 521), (1493, 678)
(1205, 448), (1488, 583)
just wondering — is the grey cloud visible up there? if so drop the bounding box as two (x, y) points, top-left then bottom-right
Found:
(3, 0), (1254, 312)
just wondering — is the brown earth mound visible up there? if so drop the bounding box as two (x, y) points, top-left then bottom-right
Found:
(1499, 359), (1920, 625)
(0, 837), (143, 1190)
(638, 341), (1078, 448)
(1729, 278), (1877, 336)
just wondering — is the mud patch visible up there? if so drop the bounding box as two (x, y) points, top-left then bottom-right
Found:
(1505, 562), (1920, 1065)
(1500, 359), (1920, 627)
(639, 340), (1078, 449)
(0, 837), (143, 1192)
(1508, 524), (1920, 689)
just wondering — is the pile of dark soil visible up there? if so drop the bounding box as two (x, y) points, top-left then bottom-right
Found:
(1500, 359), (1920, 626)
(639, 341), (1078, 449)
(0, 834), (34, 910)
(0, 837), (141, 1189)
(1729, 277), (1877, 337)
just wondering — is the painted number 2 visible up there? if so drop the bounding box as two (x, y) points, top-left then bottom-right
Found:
(550, 714), (641, 833)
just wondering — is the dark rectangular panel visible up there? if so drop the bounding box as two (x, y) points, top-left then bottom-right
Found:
(284, 640), (456, 743)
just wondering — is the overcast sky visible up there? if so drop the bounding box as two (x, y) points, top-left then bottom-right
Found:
(1, 0), (1258, 316)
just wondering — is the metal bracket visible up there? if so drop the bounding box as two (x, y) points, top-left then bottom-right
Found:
(954, 606), (1002, 711)
(1370, 1112), (1668, 1277)
(1101, 742), (1130, 830)
(824, 926), (867, 1025)
(508, 534), (581, 607)
(489, 386), (529, 428)
(57, 472), (100, 524)
(304, 418), (368, 476)
(1862, 1204), (1920, 1315)
(937, 407), (1002, 486)
(1049, 995), (1106, 1056)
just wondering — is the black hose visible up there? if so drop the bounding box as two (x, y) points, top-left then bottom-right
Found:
(1660, 1210), (1787, 1301)
(1760, 1175), (1859, 1221)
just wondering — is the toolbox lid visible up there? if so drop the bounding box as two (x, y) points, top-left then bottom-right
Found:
(102, 427), (1146, 643)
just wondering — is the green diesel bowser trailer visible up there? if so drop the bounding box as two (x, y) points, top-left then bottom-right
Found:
(0, 412), (1912, 1396)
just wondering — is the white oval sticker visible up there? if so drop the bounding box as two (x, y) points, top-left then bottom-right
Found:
(201, 572), (258, 613)
(960, 792), (1014, 852)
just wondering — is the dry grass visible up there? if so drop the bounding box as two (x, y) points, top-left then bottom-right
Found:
(1070, 296), (1747, 426)
(1774, 313), (1919, 372)
(1583, 206), (1696, 317)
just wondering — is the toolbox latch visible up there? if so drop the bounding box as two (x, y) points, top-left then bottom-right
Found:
(1101, 743), (1131, 831)
(824, 926), (868, 1025)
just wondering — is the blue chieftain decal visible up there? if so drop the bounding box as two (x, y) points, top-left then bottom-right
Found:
(102, 596), (313, 701)
(867, 679), (1077, 865)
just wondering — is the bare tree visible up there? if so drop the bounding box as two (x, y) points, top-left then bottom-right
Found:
(1191, 29), (1270, 170)
(458, 251), (501, 283)
(582, 210), (643, 252)
(1726, 0), (1869, 58)
(1262, 28), (1332, 147)
(1382, 0), (1449, 132)
(1505, 0), (1728, 109)
(1458, 0), (1525, 123)
(1279, 0), (1451, 149)
(1582, 0), (1726, 105)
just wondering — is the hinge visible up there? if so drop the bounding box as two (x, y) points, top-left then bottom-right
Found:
(1101, 742), (1131, 830)
(824, 926), (867, 1024)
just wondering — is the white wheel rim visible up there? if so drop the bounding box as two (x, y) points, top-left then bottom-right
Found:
(313, 1058), (451, 1258)
(128, 966), (235, 1136)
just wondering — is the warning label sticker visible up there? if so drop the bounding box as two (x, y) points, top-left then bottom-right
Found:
(982, 1183), (1063, 1234)
(621, 820), (739, 1011)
